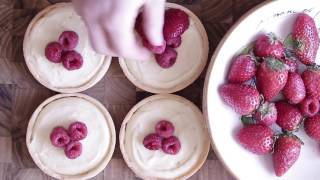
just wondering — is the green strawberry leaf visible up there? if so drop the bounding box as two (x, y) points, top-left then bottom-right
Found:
(284, 34), (294, 48)
(293, 39), (306, 51)
(241, 115), (256, 126)
(266, 57), (287, 71)
(267, 32), (278, 44)
(285, 48), (298, 60)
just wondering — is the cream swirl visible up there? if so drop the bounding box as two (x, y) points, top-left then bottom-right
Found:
(124, 97), (209, 179)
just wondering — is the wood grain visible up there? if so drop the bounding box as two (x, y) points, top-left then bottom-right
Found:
(0, 0), (266, 179)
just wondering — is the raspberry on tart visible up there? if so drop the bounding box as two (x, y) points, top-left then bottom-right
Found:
(50, 126), (70, 148)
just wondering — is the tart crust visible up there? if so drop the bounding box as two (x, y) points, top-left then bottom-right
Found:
(119, 94), (210, 179)
(26, 93), (116, 180)
(119, 3), (209, 94)
(23, 3), (112, 93)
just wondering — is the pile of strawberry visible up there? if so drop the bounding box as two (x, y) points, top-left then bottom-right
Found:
(219, 13), (320, 176)
(135, 8), (189, 68)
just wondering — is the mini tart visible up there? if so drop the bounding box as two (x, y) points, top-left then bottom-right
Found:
(23, 3), (111, 93)
(119, 3), (209, 94)
(120, 94), (210, 179)
(26, 93), (116, 180)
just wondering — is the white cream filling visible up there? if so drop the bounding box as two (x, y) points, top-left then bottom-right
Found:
(26, 4), (105, 88)
(124, 98), (208, 179)
(124, 19), (204, 89)
(29, 97), (110, 175)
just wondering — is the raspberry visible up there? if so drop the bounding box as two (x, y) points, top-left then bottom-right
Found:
(68, 121), (88, 141)
(59, 31), (79, 50)
(155, 47), (177, 68)
(45, 42), (63, 63)
(61, 51), (83, 70)
(299, 97), (320, 117)
(155, 120), (175, 138)
(64, 141), (82, 159)
(162, 136), (181, 155)
(167, 36), (182, 48)
(143, 133), (162, 150)
(50, 126), (70, 148)
(163, 8), (189, 44)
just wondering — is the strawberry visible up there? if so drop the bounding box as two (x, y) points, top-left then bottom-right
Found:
(299, 97), (320, 117)
(275, 101), (303, 131)
(272, 135), (302, 177)
(256, 58), (288, 101)
(292, 13), (319, 65)
(227, 54), (257, 83)
(282, 58), (298, 73)
(135, 13), (166, 54)
(163, 8), (189, 45)
(237, 124), (274, 155)
(219, 84), (260, 115)
(302, 67), (320, 99)
(254, 101), (277, 126)
(254, 33), (285, 59)
(304, 115), (320, 141)
(283, 72), (306, 104)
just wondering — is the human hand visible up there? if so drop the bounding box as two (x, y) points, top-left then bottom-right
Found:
(72, 0), (165, 60)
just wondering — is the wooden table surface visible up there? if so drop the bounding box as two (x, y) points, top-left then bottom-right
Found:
(0, 0), (266, 179)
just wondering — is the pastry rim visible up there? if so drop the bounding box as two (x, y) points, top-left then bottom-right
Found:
(23, 3), (112, 93)
(26, 93), (116, 180)
(119, 94), (210, 180)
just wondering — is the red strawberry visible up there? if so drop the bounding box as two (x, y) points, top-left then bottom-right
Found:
(275, 101), (303, 131)
(304, 115), (320, 141)
(135, 13), (166, 54)
(283, 72), (306, 104)
(227, 54), (257, 83)
(302, 67), (320, 99)
(254, 102), (277, 126)
(237, 124), (274, 155)
(254, 33), (285, 59)
(272, 135), (302, 177)
(163, 8), (189, 45)
(299, 97), (320, 117)
(256, 58), (288, 101)
(219, 84), (260, 115)
(292, 13), (319, 65)
(282, 58), (298, 73)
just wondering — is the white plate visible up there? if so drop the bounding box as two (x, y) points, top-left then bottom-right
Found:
(204, 0), (320, 180)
